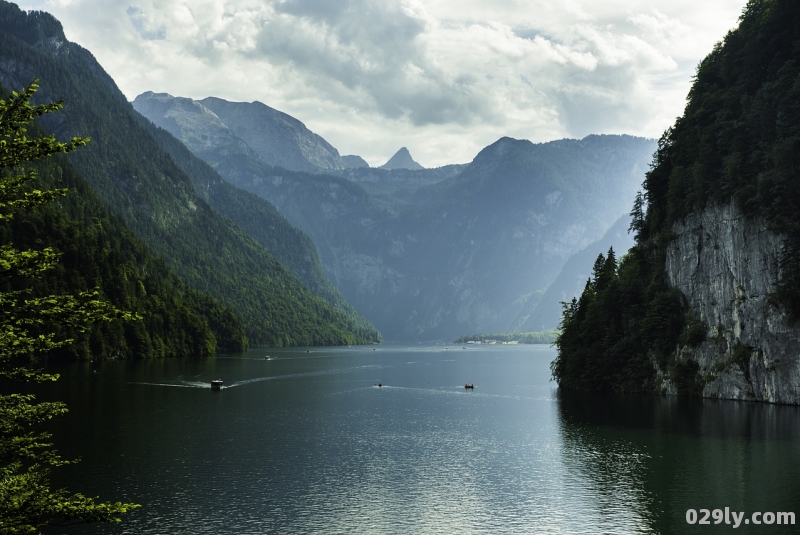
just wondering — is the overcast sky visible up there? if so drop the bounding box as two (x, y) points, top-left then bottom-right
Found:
(16, 0), (746, 167)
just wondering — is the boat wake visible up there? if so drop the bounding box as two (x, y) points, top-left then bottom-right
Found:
(126, 380), (210, 389)
(225, 365), (384, 389)
(126, 365), (385, 390)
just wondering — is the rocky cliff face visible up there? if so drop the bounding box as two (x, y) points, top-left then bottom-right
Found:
(663, 203), (800, 404)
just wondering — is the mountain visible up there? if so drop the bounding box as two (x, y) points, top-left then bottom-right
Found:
(0, 2), (380, 347)
(363, 135), (652, 340)
(2, 133), (246, 358)
(129, 91), (379, 338)
(342, 155), (370, 168)
(333, 164), (467, 203)
(379, 147), (424, 170)
(132, 92), (351, 175)
(131, 92), (257, 163)
(199, 96), (347, 173)
(137, 93), (655, 341)
(516, 213), (634, 332)
(135, 110), (380, 340)
(552, 0), (800, 404)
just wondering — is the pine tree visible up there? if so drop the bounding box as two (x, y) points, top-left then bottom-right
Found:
(629, 191), (645, 239)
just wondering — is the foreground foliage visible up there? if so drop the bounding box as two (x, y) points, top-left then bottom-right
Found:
(0, 81), (139, 534)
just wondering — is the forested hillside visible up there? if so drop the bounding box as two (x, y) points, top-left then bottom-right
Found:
(0, 2), (381, 346)
(136, 112), (380, 341)
(2, 135), (246, 358)
(552, 0), (800, 395)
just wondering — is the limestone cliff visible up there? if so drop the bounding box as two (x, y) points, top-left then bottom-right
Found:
(663, 203), (800, 404)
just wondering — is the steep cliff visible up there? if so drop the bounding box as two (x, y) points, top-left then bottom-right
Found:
(552, 0), (800, 404)
(663, 203), (800, 403)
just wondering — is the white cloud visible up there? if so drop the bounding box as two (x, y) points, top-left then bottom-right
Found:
(16, 0), (745, 166)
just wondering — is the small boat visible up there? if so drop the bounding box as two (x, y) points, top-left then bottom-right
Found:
(464, 383), (474, 389)
(211, 379), (223, 390)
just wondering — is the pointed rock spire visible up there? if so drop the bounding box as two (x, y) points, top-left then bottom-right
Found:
(379, 147), (424, 170)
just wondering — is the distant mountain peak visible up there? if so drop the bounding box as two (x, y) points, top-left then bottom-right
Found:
(379, 147), (424, 170)
(342, 154), (369, 169)
(480, 136), (529, 160)
(198, 97), (347, 173)
(135, 91), (173, 100)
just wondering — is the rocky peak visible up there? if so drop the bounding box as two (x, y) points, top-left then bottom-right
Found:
(342, 155), (370, 169)
(379, 147), (424, 170)
(132, 92), (254, 163)
(199, 97), (347, 173)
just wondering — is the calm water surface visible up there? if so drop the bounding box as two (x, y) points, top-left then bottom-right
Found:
(31, 344), (800, 534)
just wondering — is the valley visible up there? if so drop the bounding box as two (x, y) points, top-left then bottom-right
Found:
(4, 1), (799, 534)
(133, 91), (654, 341)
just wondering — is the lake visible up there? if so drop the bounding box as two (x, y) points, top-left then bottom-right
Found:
(31, 344), (800, 534)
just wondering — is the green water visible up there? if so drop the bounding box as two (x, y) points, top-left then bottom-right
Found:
(26, 344), (800, 534)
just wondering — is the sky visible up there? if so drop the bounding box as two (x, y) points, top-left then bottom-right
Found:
(15, 0), (746, 167)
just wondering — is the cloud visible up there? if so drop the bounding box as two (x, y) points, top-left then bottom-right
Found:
(17, 0), (745, 166)
(126, 6), (165, 40)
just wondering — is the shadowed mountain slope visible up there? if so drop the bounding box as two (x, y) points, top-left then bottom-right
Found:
(516, 213), (635, 332)
(0, 2), (380, 346)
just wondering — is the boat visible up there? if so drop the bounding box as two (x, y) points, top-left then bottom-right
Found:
(464, 384), (474, 389)
(211, 379), (223, 390)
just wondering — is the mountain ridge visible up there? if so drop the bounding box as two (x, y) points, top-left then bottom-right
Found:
(138, 94), (656, 340)
(199, 96), (347, 173)
(0, 1), (381, 346)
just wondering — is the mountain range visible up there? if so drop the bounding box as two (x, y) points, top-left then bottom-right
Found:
(0, 2), (381, 348)
(133, 91), (655, 341)
(0, 0), (656, 349)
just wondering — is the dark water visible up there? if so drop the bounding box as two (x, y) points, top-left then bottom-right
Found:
(27, 344), (800, 534)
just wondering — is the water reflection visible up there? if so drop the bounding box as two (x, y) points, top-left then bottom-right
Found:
(556, 391), (800, 534)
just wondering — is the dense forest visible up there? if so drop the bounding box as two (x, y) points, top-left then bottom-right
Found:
(1, 144), (247, 358)
(552, 0), (800, 393)
(138, 117), (379, 340)
(0, 3), (381, 347)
